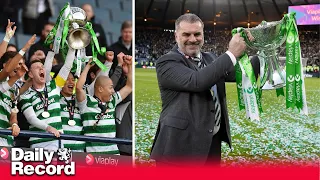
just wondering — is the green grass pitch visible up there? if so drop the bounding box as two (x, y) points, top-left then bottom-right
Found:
(135, 68), (319, 166)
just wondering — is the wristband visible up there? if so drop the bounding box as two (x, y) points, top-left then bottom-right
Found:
(3, 36), (10, 42)
(19, 50), (25, 56)
(3, 30), (14, 42)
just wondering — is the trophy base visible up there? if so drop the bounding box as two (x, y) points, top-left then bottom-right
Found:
(272, 83), (285, 88)
(262, 81), (285, 90)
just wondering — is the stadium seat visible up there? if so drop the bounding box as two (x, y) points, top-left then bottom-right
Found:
(112, 10), (132, 23)
(94, 8), (112, 25)
(49, 4), (61, 24)
(106, 32), (113, 46)
(121, 0), (132, 13)
(53, 0), (71, 7)
(17, 9), (24, 34)
(73, 0), (96, 8)
(0, 32), (16, 46)
(109, 22), (122, 36)
(111, 33), (121, 44)
(16, 34), (36, 49)
(97, 0), (121, 11)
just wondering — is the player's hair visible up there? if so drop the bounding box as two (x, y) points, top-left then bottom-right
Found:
(175, 13), (204, 31)
(121, 21), (132, 30)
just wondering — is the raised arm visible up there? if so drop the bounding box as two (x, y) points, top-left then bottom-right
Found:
(118, 55), (132, 100)
(19, 78), (32, 96)
(76, 59), (94, 103)
(0, 19), (16, 58)
(0, 35), (36, 81)
(55, 48), (75, 88)
(0, 63), (28, 93)
(87, 51), (123, 95)
(110, 52), (124, 86)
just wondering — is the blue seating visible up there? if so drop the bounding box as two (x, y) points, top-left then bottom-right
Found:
(97, 0), (121, 11)
(94, 8), (112, 25)
(112, 10), (131, 23)
(106, 32), (113, 46)
(53, 0), (71, 7)
(121, 0), (132, 13)
(109, 22), (122, 35)
(73, 0), (96, 8)
(16, 34), (34, 49)
(111, 33), (121, 44)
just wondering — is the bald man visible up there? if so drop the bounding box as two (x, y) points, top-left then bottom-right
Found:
(76, 54), (132, 154)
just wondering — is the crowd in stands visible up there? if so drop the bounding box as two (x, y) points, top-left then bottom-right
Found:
(136, 29), (319, 68)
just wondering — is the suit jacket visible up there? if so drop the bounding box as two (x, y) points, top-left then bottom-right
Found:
(150, 45), (259, 165)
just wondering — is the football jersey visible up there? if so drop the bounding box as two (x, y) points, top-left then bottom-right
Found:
(79, 92), (122, 154)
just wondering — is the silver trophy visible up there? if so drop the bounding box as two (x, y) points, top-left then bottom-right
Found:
(67, 7), (91, 50)
(243, 16), (289, 88)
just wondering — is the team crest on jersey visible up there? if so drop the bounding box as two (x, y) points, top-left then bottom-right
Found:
(108, 102), (114, 109)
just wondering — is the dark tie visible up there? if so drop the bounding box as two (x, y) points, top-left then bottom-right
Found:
(193, 56), (221, 134)
(210, 87), (221, 134)
(192, 57), (204, 69)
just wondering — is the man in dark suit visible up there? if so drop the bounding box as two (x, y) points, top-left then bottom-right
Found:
(150, 13), (259, 165)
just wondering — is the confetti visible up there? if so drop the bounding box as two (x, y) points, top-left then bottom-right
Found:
(135, 69), (320, 166)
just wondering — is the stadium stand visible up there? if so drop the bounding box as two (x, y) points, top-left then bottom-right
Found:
(73, 0), (97, 8)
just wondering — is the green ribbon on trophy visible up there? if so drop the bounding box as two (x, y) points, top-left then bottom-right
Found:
(232, 28), (263, 120)
(44, 2), (107, 75)
(285, 13), (305, 111)
(232, 12), (308, 120)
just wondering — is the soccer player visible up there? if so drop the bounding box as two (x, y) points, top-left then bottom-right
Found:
(0, 34), (36, 146)
(20, 48), (75, 151)
(76, 53), (132, 154)
(0, 53), (29, 146)
(59, 51), (115, 152)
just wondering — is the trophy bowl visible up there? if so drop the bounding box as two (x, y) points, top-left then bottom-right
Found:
(67, 7), (91, 49)
(243, 16), (289, 88)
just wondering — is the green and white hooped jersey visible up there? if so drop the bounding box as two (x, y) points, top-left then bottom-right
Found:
(79, 92), (122, 154)
(0, 88), (15, 146)
(20, 80), (63, 145)
(60, 95), (85, 152)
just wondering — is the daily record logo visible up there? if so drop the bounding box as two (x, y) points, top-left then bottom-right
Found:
(8, 148), (75, 176)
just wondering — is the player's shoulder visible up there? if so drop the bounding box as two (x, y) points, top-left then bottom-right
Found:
(86, 94), (98, 106)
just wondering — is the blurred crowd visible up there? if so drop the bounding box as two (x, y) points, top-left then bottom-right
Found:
(136, 29), (319, 68)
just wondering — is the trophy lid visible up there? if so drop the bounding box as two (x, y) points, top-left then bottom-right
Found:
(69, 7), (87, 26)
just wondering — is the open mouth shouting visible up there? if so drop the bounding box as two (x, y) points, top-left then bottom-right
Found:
(39, 72), (45, 79)
(67, 84), (74, 91)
